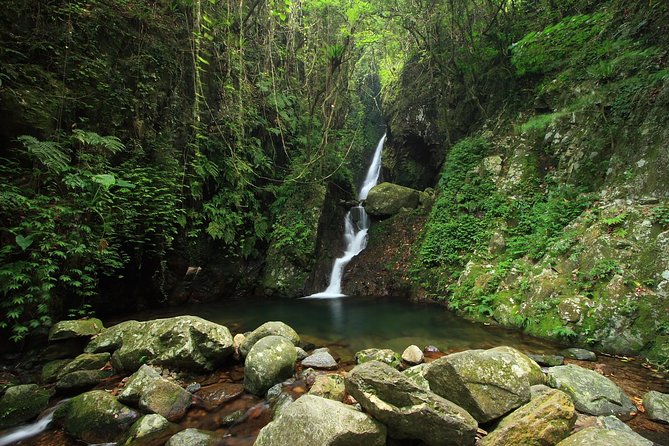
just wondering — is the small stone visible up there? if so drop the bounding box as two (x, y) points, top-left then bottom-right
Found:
(425, 345), (440, 353)
(401, 345), (424, 365)
(295, 347), (308, 360)
(301, 351), (338, 370)
(642, 390), (669, 423)
(309, 374), (346, 401)
(527, 353), (564, 367)
(165, 428), (222, 446)
(561, 348), (597, 361)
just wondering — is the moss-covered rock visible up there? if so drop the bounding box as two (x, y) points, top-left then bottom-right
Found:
(308, 374), (345, 401)
(365, 182), (421, 217)
(643, 390), (669, 423)
(119, 414), (180, 446)
(48, 318), (105, 341)
(57, 352), (110, 378)
(402, 363), (430, 390)
(355, 348), (402, 369)
(240, 321), (300, 357)
(0, 384), (53, 428)
(41, 359), (73, 383)
(139, 379), (192, 422)
(54, 390), (140, 444)
(55, 369), (113, 391)
(479, 389), (576, 446)
(244, 336), (297, 395)
(118, 364), (162, 404)
(254, 394), (386, 446)
(165, 428), (222, 446)
(555, 426), (653, 446)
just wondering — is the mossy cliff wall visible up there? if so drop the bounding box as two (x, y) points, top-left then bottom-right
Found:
(346, 1), (669, 367)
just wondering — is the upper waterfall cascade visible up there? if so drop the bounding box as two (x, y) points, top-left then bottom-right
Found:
(307, 133), (386, 298)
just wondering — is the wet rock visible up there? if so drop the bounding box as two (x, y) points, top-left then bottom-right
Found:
(0, 384), (53, 429)
(527, 353), (564, 367)
(300, 368), (318, 386)
(139, 379), (193, 422)
(41, 359), (73, 383)
(48, 318), (104, 341)
(301, 351), (338, 369)
(355, 348), (401, 369)
(57, 352), (110, 378)
(643, 390), (669, 423)
(424, 348), (532, 423)
(555, 426), (653, 446)
(240, 321), (300, 357)
(479, 388), (576, 446)
(365, 182), (420, 217)
(85, 316), (234, 372)
(119, 364), (162, 404)
(195, 382), (244, 407)
(56, 369), (112, 391)
(489, 346), (545, 385)
(308, 374), (346, 401)
(54, 390), (140, 444)
(119, 414), (180, 446)
(401, 345), (424, 364)
(561, 348), (597, 361)
(254, 394), (386, 446)
(546, 364), (636, 419)
(244, 335), (297, 395)
(165, 428), (222, 446)
(345, 361), (477, 446)
(219, 409), (245, 426)
(402, 363), (430, 390)
(0, 372), (19, 395)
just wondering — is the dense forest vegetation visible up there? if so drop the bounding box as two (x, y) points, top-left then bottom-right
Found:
(1, 0), (668, 369)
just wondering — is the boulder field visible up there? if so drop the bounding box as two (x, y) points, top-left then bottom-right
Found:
(0, 315), (666, 445)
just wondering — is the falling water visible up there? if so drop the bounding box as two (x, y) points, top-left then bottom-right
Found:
(0, 400), (69, 446)
(308, 133), (386, 298)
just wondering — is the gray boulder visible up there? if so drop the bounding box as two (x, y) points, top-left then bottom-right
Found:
(402, 363), (430, 390)
(48, 318), (104, 341)
(85, 316), (234, 372)
(643, 390), (669, 423)
(254, 394), (386, 446)
(118, 365), (191, 421)
(365, 182), (420, 217)
(345, 361), (477, 446)
(546, 364), (636, 419)
(166, 428), (222, 446)
(561, 348), (597, 361)
(424, 348), (532, 422)
(240, 321), (300, 357)
(119, 414), (180, 446)
(527, 353), (564, 367)
(479, 388), (576, 446)
(0, 384), (53, 428)
(55, 369), (112, 391)
(244, 335), (297, 395)
(555, 426), (653, 446)
(489, 346), (545, 385)
(53, 390), (140, 444)
(301, 351), (338, 369)
(355, 348), (401, 369)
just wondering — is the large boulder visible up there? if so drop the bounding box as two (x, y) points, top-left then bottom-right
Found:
(479, 388), (576, 446)
(546, 364), (636, 419)
(488, 346), (545, 385)
(253, 394), (386, 446)
(643, 390), (669, 423)
(53, 390), (140, 444)
(165, 428), (222, 446)
(118, 365), (163, 404)
(85, 316), (234, 372)
(345, 361), (477, 446)
(244, 336), (297, 395)
(119, 414), (180, 446)
(555, 426), (653, 446)
(424, 348), (532, 422)
(57, 352), (110, 378)
(364, 182), (420, 217)
(0, 384), (53, 429)
(402, 363), (430, 390)
(48, 318), (104, 341)
(240, 321), (300, 357)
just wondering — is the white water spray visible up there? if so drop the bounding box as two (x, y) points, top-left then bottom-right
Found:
(0, 400), (69, 446)
(308, 133), (386, 298)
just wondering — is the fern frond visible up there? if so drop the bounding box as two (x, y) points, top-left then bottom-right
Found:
(17, 135), (70, 172)
(72, 129), (125, 154)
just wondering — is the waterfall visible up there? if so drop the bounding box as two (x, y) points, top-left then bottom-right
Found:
(307, 133), (386, 298)
(0, 400), (69, 446)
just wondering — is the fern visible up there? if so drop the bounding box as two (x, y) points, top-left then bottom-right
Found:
(72, 129), (125, 154)
(17, 135), (70, 172)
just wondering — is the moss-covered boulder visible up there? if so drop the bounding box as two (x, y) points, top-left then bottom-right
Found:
(48, 318), (104, 341)
(424, 348), (531, 423)
(118, 364), (162, 404)
(355, 348), (402, 369)
(165, 428), (222, 446)
(402, 363), (430, 390)
(546, 364), (636, 419)
(365, 182), (420, 217)
(41, 359), (73, 383)
(254, 394), (386, 446)
(54, 390), (140, 443)
(244, 335), (297, 395)
(57, 352), (110, 378)
(345, 361), (477, 446)
(643, 390), (669, 423)
(555, 426), (653, 446)
(139, 379), (193, 422)
(488, 346), (545, 385)
(0, 384), (53, 428)
(85, 316), (234, 372)
(240, 321), (300, 357)
(479, 389), (576, 446)
(308, 374), (345, 401)
(56, 369), (113, 391)
(119, 414), (180, 446)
